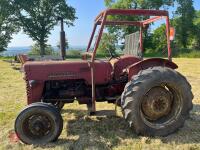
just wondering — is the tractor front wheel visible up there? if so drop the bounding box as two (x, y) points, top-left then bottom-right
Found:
(121, 67), (193, 136)
(15, 102), (63, 144)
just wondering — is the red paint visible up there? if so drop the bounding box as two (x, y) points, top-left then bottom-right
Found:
(8, 131), (20, 143)
(127, 58), (178, 80)
(24, 60), (112, 85)
(87, 9), (172, 112)
(23, 9), (175, 113)
(110, 55), (141, 80)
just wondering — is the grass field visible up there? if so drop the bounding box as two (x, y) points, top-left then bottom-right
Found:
(0, 58), (200, 150)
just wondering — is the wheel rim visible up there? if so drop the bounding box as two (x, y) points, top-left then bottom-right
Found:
(22, 113), (53, 140)
(140, 84), (183, 129)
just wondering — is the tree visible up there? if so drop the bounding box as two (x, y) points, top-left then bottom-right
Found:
(97, 33), (118, 56)
(151, 24), (167, 52)
(175, 0), (195, 48)
(0, 0), (18, 52)
(193, 11), (200, 49)
(57, 39), (69, 50)
(29, 43), (57, 56)
(12, 0), (76, 56)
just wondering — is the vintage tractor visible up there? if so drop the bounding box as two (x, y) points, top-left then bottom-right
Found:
(15, 9), (193, 144)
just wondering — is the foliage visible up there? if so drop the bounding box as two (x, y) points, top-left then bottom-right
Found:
(104, 0), (175, 40)
(11, 0), (76, 56)
(97, 33), (118, 56)
(177, 50), (200, 58)
(171, 48), (200, 58)
(28, 43), (58, 56)
(0, 0), (18, 52)
(66, 50), (81, 58)
(175, 0), (195, 48)
(104, 0), (200, 57)
(57, 39), (69, 50)
(148, 9), (200, 56)
(192, 11), (200, 49)
(151, 25), (167, 52)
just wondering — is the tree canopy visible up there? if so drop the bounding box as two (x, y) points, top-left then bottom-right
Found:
(97, 33), (118, 56)
(28, 43), (56, 56)
(0, 0), (18, 52)
(193, 11), (200, 49)
(175, 0), (195, 48)
(103, 0), (199, 56)
(11, 0), (76, 56)
(104, 0), (175, 40)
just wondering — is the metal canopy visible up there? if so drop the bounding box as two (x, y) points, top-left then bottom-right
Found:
(87, 9), (171, 61)
(86, 9), (172, 113)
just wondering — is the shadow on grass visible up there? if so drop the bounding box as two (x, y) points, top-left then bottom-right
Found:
(161, 104), (200, 144)
(61, 109), (137, 149)
(33, 104), (200, 149)
(2, 60), (21, 71)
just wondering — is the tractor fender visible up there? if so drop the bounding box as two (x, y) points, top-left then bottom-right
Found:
(127, 58), (178, 80)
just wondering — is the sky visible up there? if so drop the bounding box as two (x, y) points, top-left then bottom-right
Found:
(8, 0), (200, 47)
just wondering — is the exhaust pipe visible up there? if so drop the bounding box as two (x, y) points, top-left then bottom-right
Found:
(58, 17), (66, 60)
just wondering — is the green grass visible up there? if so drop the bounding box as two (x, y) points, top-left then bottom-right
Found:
(0, 58), (200, 150)
(176, 50), (200, 58)
(144, 49), (200, 58)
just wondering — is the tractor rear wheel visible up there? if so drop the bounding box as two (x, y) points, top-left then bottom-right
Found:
(15, 102), (63, 144)
(121, 67), (193, 136)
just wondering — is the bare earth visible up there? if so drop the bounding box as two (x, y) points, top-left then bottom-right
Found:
(0, 58), (200, 150)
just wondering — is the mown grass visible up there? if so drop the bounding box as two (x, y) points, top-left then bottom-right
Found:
(0, 58), (200, 150)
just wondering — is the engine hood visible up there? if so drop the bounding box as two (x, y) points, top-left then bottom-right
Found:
(24, 60), (113, 85)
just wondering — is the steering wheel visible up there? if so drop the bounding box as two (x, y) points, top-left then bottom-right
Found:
(106, 48), (120, 61)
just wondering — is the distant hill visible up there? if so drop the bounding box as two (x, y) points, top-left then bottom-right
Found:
(0, 46), (87, 56)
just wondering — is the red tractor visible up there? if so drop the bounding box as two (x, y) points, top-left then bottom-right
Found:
(15, 9), (193, 144)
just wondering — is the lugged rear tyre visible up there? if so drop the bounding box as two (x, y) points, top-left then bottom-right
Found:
(15, 102), (63, 144)
(121, 67), (193, 136)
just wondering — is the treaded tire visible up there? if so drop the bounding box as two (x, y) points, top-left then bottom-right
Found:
(15, 102), (63, 144)
(121, 67), (193, 136)
(29, 102), (63, 141)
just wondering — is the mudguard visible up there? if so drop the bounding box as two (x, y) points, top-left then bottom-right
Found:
(127, 58), (178, 80)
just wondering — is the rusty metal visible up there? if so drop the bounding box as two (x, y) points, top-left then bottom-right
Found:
(140, 26), (143, 58)
(86, 24), (97, 52)
(127, 58), (178, 80)
(23, 9), (174, 114)
(124, 31), (140, 56)
(166, 16), (172, 61)
(96, 20), (142, 26)
(58, 17), (66, 60)
(86, 9), (172, 114)
(142, 16), (163, 25)
(87, 9), (171, 62)
(142, 87), (173, 121)
(105, 9), (168, 16)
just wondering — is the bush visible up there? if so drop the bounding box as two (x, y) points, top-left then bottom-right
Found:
(66, 50), (81, 58)
(144, 48), (200, 58)
(28, 44), (59, 56)
(97, 33), (118, 57)
(177, 50), (200, 58)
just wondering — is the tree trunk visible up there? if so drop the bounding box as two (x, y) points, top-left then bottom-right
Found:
(39, 42), (45, 57)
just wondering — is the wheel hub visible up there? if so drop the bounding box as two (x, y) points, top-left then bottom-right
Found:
(28, 115), (51, 137)
(142, 87), (173, 121)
